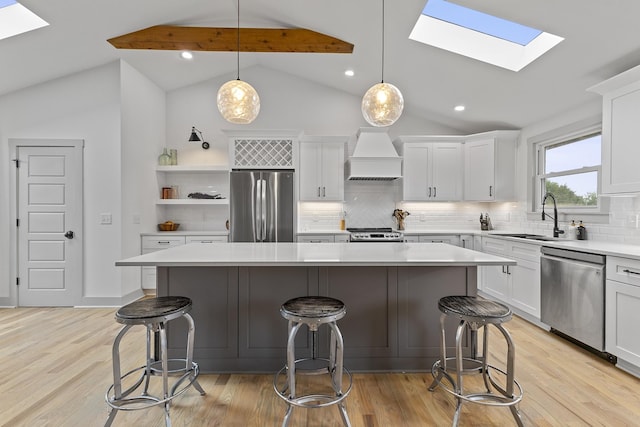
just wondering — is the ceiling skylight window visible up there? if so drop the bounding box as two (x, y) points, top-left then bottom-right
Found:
(0, 1), (48, 42)
(409, 0), (563, 71)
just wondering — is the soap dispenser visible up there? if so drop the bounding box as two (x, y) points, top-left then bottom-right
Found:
(568, 220), (577, 240)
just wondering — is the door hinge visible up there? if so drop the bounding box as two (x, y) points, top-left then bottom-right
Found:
(16, 218), (19, 227)
(12, 158), (20, 168)
(16, 277), (20, 286)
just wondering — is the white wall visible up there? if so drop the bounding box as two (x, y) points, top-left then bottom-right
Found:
(0, 62), (125, 306)
(118, 61), (166, 299)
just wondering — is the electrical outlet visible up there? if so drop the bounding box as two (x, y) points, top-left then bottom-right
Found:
(100, 213), (112, 225)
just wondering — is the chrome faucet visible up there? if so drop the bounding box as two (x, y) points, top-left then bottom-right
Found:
(542, 192), (565, 238)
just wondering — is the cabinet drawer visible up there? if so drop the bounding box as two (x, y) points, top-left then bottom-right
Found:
(334, 234), (350, 243)
(482, 237), (508, 254)
(141, 236), (185, 250)
(186, 235), (228, 243)
(510, 242), (541, 262)
(297, 235), (334, 243)
(607, 256), (640, 287)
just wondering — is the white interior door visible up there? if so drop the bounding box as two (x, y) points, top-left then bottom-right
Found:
(17, 143), (83, 306)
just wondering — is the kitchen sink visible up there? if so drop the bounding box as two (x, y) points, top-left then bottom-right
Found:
(489, 233), (556, 241)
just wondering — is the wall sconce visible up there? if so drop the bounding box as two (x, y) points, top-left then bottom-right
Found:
(188, 126), (210, 149)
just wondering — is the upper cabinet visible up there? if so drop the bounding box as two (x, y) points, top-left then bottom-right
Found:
(589, 65), (640, 194)
(394, 136), (463, 201)
(463, 131), (520, 201)
(298, 136), (346, 201)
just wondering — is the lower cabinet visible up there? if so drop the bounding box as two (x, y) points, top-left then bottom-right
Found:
(141, 234), (228, 290)
(297, 234), (349, 243)
(480, 237), (541, 319)
(403, 234), (462, 246)
(606, 256), (640, 370)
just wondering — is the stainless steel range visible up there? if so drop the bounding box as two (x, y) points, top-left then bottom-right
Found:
(348, 227), (403, 242)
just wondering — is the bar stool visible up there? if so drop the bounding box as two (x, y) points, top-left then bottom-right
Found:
(104, 296), (205, 427)
(273, 296), (353, 427)
(429, 296), (524, 427)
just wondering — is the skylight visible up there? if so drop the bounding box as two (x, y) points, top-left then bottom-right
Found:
(0, 0), (48, 42)
(409, 0), (563, 71)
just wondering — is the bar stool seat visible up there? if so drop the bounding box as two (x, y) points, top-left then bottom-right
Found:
(104, 296), (205, 427)
(274, 296), (352, 427)
(429, 296), (524, 427)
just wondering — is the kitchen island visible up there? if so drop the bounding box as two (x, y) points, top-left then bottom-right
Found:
(116, 242), (516, 372)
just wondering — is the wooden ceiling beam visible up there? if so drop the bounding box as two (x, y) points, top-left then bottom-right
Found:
(107, 25), (353, 54)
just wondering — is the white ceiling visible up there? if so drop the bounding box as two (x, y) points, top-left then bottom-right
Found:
(5, 0), (640, 133)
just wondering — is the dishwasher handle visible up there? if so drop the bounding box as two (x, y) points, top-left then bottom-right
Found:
(540, 246), (605, 265)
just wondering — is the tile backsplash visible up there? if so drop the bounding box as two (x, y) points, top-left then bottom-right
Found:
(298, 185), (640, 247)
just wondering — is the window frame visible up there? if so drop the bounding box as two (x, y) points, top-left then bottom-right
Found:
(534, 126), (603, 214)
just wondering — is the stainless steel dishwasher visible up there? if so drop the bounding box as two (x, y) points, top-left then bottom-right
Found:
(540, 246), (610, 357)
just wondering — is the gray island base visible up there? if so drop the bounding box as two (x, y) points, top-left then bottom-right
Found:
(116, 242), (516, 373)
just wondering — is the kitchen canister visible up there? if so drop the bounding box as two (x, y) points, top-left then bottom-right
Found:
(169, 149), (178, 165)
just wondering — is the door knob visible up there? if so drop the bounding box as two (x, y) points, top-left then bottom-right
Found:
(64, 231), (74, 239)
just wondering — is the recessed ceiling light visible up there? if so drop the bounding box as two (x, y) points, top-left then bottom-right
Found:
(180, 51), (194, 60)
(454, 105), (465, 112)
(344, 69), (355, 77)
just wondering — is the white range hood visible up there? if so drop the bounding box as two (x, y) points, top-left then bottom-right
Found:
(346, 127), (402, 181)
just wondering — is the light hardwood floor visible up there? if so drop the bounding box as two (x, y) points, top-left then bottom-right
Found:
(1, 306), (639, 426)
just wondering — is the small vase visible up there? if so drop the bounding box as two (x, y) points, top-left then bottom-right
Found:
(169, 149), (178, 165)
(158, 148), (171, 166)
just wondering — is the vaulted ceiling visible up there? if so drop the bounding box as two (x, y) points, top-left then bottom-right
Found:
(4, 0), (640, 133)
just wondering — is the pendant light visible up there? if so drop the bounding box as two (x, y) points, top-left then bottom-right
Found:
(217, 0), (260, 124)
(361, 0), (404, 127)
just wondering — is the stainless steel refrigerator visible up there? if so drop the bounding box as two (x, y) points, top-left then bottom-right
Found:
(229, 170), (294, 242)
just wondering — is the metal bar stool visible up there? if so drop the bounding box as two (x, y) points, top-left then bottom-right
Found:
(429, 296), (524, 427)
(104, 296), (205, 427)
(274, 296), (353, 427)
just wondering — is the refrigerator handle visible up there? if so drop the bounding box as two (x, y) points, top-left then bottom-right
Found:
(255, 178), (262, 241)
(261, 178), (267, 241)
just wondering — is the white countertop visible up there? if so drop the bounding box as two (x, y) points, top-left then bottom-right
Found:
(116, 242), (517, 267)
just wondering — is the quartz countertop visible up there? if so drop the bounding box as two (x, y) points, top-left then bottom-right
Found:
(116, 242), (517, 267)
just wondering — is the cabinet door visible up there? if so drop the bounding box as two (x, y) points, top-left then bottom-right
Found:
(320, 143), (344, 201)
(299, 143), (322, 200)
(509, 258), (540, 317)
(402, 145), (430, 200)
(482, 265), (509, 301)
(464, 138), (495, 201)
(606, 279), (640, 365)
(602, 85), (640, 194)
(431, 143), (462, 201)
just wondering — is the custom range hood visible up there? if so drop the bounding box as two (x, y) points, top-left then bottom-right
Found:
(346, 127), (402, 181)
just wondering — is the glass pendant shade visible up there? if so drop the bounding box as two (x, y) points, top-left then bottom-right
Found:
(361, 82), (404, 127)
(217, 79), (260, 124)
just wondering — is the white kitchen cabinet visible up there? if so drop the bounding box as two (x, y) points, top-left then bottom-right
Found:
(394, 137), (462, 201)
(419, 235), (461, 246)
(606, 256), (640, 370)
(463, 131), (519, 201)
(141, 233), (228, 289)
(589, 66), (640, 194)
(480, 237), (541, 318)
(460, 234), (474, 250)
(298, 137), (346, 201)
(297, 234), (348, 243)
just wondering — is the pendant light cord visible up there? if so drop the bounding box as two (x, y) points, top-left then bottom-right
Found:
(381, 0), (385, 83)
(236, 0), (240, 80)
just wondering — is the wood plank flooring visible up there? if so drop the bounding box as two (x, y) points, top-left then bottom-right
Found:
(1, 306), (639, 426)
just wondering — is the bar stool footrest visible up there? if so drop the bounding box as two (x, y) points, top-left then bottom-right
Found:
(431, 360), (523, 408)
(273, 364), (353, 409)
(105, 360), (201, 411)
